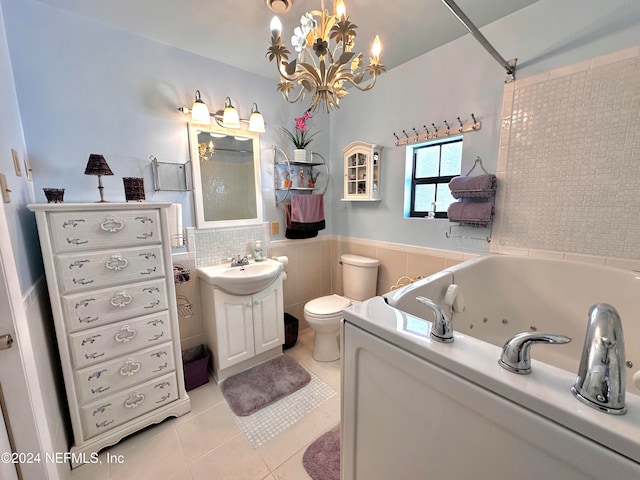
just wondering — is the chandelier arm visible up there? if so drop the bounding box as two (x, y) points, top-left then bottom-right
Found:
(341, 72), (378, 92)
(281, 87), (307, 104)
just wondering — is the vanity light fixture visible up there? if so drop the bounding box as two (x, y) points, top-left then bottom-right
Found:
(266, 0), (386, 112)
(248, 103), (266, 133)
(178, 92), (266, 133)
(189, 90), (211, 125)
(221, 97), (241, 129)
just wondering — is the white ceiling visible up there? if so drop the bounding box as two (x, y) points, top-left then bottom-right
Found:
(34, 0), (540, 79)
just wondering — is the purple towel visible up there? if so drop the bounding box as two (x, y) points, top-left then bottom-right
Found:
(291, 194), (325, 224)
(449, 174), (496, 199)
(448, 201), (494, 225)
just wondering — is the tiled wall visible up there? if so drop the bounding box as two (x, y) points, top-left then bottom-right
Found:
(194, 224), (267, 267)
(178, 232), (471, 346)
(269, 236), (472, 329)
(493, 46), (640, 269)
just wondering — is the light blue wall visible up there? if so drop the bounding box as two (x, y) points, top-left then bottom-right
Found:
(2, 0), (639, 257)
(330, 0), (640, 254)
(1, 0), (331, 240)
(0, 0), (42, 293)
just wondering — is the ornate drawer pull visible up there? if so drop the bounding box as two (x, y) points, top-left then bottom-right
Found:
(105, 254), (128, 271)
(100, 216), (124, 233)
(120, 359), (141, 376)
(114, 326), (137, 343)
(110, 291), (133, 308)
(124, 392), (145, 409)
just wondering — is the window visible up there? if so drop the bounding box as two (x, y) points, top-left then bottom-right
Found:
(404, 137), (462, 218)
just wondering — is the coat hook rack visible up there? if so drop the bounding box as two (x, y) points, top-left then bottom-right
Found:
(393, 113), (481, 146)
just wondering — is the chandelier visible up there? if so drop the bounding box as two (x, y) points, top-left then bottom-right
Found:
(266, 0), (386, 112)
(198, 139), (215, 162)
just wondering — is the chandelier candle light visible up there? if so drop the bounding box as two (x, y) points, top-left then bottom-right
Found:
(267, 0), (385, 112)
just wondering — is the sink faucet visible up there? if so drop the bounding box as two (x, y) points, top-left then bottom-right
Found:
(571, 303), (627, 415)
(230, 255), (249, 267)
(416, 296), (453, 343)
(499, 332), (571, 374)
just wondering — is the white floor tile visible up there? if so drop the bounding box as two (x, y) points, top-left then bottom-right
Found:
(67, 332), (341, 479)
(175, 402), (241, 463)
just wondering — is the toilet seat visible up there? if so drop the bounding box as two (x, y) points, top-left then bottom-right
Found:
(304, 294), (351, 319)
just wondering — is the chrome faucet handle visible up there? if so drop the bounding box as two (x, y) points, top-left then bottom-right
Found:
(572, 303), (626, 415)
(499, 332), (572, 375)
(416, 296), (454, 343)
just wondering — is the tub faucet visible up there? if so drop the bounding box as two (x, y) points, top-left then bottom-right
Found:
(416, 296), (453, 343)
(571, 303), (626, 415)
(499, 332), (572, 374)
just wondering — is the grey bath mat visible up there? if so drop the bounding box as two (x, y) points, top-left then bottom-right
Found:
(303, 424), (341, 480)
(221, 355), (311, 416)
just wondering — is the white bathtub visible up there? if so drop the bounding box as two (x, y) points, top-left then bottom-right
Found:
(385, 254), (640, 395)
(341, 255), (640, 480)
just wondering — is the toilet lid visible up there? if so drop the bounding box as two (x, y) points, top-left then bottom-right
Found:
(305, 294), (351, 316)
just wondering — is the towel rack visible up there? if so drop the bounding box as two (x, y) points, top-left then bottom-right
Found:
(465, 156), (489, 176)
(272, 145), (329, 205)
(445, 224), (491, 243)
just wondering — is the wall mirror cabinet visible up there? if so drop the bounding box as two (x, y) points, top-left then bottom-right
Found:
(189, 124), (263, 228)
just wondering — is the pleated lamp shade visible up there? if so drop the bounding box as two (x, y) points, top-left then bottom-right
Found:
(84, 154), (114, 202)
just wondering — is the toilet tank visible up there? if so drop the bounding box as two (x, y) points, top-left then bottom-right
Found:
(341, 254), (380, 301)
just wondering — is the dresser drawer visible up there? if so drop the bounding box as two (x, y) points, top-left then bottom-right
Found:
(69, 311), (172, 369)
(49, 210), (161, 253)
(63, 279), (167, 332)
(75, 342), (176, 404)
(56, 245), (165, 293)
(81, 373), (178, 439)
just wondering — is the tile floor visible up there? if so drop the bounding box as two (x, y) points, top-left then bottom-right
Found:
(67, 329), (341, 480)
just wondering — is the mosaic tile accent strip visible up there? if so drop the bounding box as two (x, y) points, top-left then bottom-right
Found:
(495, 50), (640, 259)
(195, 225), (266, 267)
(230, 368), (336, 448)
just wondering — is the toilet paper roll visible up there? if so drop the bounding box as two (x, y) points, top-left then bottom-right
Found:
(272, 255), (289, 267)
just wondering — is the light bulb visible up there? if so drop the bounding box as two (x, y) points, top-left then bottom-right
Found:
(336, 0), (346, 18)
(270, 16), (282, 35)
(372, 35), (382, 58)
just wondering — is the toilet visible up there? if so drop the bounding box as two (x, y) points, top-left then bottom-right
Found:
(304, 254), (379, 361)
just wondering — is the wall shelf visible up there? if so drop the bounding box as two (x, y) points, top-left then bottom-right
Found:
(272, 146), (329, 205)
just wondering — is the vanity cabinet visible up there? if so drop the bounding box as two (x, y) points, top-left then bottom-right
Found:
(203, 275), (285, 381)
(342, 141), (382, 201)
(28, 202), (190, 467)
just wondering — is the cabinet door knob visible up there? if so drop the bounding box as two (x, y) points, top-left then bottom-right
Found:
(120, 359), (141, 376)
(100, 215), (124, 233)
(105, 254), (129, 271)
(114, 326), (137, 343)
(110, 291), (133, 308)
(254, 300), (260, 306)
(124, 392), (145, 408)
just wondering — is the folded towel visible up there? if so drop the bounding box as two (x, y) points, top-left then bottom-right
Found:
(285, 203), (319, 239)
(291, 194), (325, 223)
(448, 201), (494, 226)
(449, 174), (496, 199)
(290, 194), (326, 231)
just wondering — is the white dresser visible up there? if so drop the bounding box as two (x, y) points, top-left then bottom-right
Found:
(28, 202), (190, 466)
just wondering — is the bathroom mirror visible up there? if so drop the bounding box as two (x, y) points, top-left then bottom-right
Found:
(189, 123), (263, 229)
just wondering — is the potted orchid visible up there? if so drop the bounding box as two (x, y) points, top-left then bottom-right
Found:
(282, 110), (319, 162)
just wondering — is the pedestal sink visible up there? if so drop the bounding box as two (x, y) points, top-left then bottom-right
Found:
(197, 258), (284, 295)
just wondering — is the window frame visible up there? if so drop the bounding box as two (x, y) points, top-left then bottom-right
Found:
(407, 137), (462, 219)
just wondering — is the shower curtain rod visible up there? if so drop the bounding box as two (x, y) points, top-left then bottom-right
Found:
(441, 0), (516, 81)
